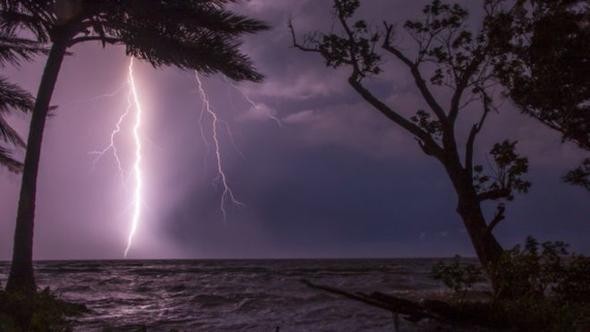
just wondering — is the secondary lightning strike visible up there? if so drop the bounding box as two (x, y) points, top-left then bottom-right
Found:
(223, 75), (282, 127)
(63, 83), (127, 110)
(94, 61), (250, 255)
(196, 93), (212, 178)
(194, 71), (245, 221)
(89, 93), (133, 180)
(124, 57), (144, 258)
(219, 118), (246, 160)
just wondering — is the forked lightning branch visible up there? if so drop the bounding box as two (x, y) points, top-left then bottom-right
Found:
(92, 58), (244, 257)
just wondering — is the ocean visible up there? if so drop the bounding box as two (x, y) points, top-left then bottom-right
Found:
(0, 259), (460, 331)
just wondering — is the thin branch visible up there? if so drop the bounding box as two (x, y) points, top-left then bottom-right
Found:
(348, 77), (443, 158)
(382, 22), (449, 125)
(477, 187), (511, 202)
(458, 94), (482, 110)
(291, 17), (443, 158)
(336, 8), (364, 77)
(383, 22), (415, 67)
(465, 89), (493, 177)
(449, 50), (487, 122)
(487, 204), (505, 233)
(288, 21), (323, 54)
(70, 35), (120, 46)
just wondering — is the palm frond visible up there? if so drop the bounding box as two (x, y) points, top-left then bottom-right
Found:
(0, 0), (54, 43)
(0, 76), (34, 114)
(0, 113), (25, 147)
(0, 144), (22, 173)
(1, 0), (269, 81)
(0, 32), (45, 66)
(121, 25), (264, 81)
(120, 1), (269, 35)
(98, 0), (269, 81)
(0, 76), (30, 149)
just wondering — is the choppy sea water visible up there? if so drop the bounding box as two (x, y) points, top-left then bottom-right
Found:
(0, 259), (461, 331)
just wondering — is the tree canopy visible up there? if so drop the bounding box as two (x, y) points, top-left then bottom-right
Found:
(0, 0), (269, 81)
(488, 0), (590, 190)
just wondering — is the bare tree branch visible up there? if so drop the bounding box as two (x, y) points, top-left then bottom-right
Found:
(466, 89), (493, 177)
(348, 77), (443, 158)
(288, 21), (323, 54)
(382, 22), (449, 125)
(290, 17), (443, 158)
(478, 187), (511, 202)
(449, 51), (487, 122)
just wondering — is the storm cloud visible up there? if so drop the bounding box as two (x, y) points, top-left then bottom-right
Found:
(0, 0), (588, 260)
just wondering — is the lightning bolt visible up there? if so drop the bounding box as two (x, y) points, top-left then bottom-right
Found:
(124, 58), (144, 258)
(194, 72), (245, 221)
(93, 61), (250, 255)
(219, 118), (246, 160)
(89, 57), (143, 257)
(223, 75), (282, 127)
(197, 89), (211, 177)
(89, 93), (132, 181)
(62, 83), (127, 110)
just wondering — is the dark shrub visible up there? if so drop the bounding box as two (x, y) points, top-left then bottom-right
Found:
(432, 255), (484, 299)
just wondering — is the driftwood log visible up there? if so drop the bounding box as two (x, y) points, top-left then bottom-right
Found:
(301, 279), (503, 330)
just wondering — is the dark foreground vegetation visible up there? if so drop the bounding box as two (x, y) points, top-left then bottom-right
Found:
(305, 237), (590, 331)
(0, 288), (87, 331)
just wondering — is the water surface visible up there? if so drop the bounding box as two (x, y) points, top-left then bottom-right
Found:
(0, 259), (455, 331)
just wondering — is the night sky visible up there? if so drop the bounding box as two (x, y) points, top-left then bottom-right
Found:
(0, 0), (588, 260)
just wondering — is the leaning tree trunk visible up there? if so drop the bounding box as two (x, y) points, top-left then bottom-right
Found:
(443, 157), (504, 269)
(5, 32), (70, 294)
(456, 194), (506, 295)
(456, 195), (503, 267)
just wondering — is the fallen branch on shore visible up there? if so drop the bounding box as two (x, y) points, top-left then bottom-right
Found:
(301, 279), (505, 330)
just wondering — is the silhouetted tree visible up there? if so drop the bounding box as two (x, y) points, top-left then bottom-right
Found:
(291, 0), (531, 288)
(487, 0), (590, 190)
(1, 0), (268, 294)
(0, 31), (42, 172)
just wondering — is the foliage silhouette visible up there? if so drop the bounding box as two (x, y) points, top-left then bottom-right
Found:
(487, 0), (590, 190)
(430, 237), (590, 330)
(0, 287), (87, 331)
(290, 0), (530, 290)
(0, 30), (43, 172)
(432, 256), (484, 300)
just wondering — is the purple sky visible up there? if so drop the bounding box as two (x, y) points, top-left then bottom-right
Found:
(1, 0), (588, 260)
